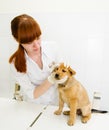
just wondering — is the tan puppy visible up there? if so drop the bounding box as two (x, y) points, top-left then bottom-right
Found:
(48, 63), (91, 126)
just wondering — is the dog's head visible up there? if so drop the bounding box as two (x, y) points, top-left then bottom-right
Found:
(48, 63), (76, 84)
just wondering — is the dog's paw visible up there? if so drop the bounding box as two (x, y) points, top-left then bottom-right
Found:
(67, 119), (75, 126)
(81, 114), (91, 123)
(54, 110), (61, 115)
(81, 117), (88, 123)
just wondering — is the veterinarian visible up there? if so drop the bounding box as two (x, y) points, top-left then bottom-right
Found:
(9, 14), (60, 105)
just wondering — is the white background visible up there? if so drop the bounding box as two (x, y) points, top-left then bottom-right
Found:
(0, 0), (109, 110)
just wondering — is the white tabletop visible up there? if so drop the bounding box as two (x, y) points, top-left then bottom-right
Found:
(0, 98), (109, 130)
(32, 105), (109, 130)
(0, 97), (44, 130)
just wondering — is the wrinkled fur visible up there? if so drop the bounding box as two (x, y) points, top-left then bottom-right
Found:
(50, 63), (91, 126)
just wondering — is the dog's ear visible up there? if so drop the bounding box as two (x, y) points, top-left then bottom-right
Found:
(60, 62), (65, 67)
(68, 66), (76, 76)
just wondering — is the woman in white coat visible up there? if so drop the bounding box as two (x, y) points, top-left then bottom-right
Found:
(9, 14), (60, 105)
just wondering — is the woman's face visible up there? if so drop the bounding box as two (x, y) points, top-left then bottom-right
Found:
(21, 37), (41, 54)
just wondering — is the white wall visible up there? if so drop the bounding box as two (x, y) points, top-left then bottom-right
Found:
(0, 0), (109, 110)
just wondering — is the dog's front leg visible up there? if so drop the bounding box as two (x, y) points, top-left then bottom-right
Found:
(54, 95), (64, 115)
(67, 99), (78, 126)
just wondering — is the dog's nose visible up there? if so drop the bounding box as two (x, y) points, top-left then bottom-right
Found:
(55, 74), (59, 78)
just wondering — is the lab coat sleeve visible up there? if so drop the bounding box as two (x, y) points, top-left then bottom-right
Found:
(10, 63), (35, 100)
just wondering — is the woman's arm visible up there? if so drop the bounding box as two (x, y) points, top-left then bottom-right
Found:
(10, 63), (53, 100)
(33, 79), (52, 98)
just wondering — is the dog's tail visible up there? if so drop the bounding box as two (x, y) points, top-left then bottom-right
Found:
(91, 109), (109, 114)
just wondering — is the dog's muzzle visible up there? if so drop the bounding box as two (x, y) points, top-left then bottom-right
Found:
(48, 73), (68, 84)
(55, 73), (60, 79)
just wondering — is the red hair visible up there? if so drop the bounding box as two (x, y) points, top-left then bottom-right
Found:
(9, 14), (41, 73)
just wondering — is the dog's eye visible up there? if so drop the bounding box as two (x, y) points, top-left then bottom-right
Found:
(62, 69), (66, 72)
(54, 67), (58, 71)
(55, 67), (58, 70)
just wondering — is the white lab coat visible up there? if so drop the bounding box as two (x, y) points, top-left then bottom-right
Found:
(10, 41), (61, 105)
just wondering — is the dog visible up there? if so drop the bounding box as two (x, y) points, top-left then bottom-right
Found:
(48, 63), (91, 126)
